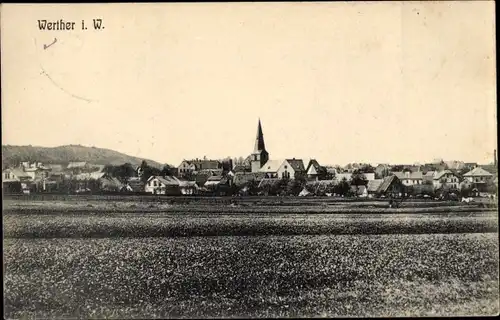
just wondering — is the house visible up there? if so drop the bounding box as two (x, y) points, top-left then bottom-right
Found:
(178, 180), (199, 195)
(367, 179), (384, 197)
(479, 164), (497, 176)
(393, 171), (423, 186)
(433, 170), (460, 190)
(203, 176), (230, 195)
(204, 175), (224, 189)
(350, 185), (368, 197)
(2, 168), (33, 183)
(305, 159), (327, 180)
(145, 175), (197, 195)
(277, 159), (306, 180)
(177, 158), (222, 177)
(463, 167), (493, 184)
(376, 175), (404, 197)
(259, 159), (283, 178)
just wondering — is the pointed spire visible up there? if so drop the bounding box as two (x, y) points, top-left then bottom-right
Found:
(254, 118), (266, 152)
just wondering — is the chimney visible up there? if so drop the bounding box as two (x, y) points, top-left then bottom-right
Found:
(494, 149), (497, 167)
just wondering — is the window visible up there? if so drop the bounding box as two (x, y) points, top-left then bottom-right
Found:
(154, 180), (158, 187)
(284, 165), (288, 169)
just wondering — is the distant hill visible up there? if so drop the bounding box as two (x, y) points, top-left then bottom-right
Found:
(2, 145), (168, 169)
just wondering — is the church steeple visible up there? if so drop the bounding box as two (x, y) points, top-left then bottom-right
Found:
(251, 118), (269, 173)
(254, 118), (266, 152)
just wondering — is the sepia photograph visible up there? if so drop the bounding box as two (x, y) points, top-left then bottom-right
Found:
(1, 2), (498, 318)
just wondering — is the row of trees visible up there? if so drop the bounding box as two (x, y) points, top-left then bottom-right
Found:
(103, 161), (174, 183)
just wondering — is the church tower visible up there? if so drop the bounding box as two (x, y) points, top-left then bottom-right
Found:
(251, 119), (269, 173)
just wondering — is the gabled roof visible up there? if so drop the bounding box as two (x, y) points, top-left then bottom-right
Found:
(464, 167), (494, 177)
(367, 179), (384, 192)
(157, 176), (182, 186)
(377, 175), (400, 193)
(285, 159), (306, 172)
(434, 170), (457, 180)
(393, 171), (423, 180)
(3, 168), (31, 179)
(306, 159), (321, 175)
(259, 159), (284, 173)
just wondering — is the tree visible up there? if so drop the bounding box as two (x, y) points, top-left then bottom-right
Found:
(285, 179), (304, 196)
(140, 161), (161, 183)
(335, 177), (350, 196)
(350, 172), (368, 187)
(160, 165), (174, 177)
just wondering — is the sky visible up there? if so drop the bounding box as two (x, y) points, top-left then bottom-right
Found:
(1, 2), (497, 166)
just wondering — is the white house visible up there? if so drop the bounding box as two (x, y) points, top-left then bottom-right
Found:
(433, 170), (460, 190)
(276, 159), (306, 180)
(2, 168), (32, 183)
(259, 159), (284, 178)
(145, 175), (198, 195)
(393, 171), (423, 186)
(463, 167), (494, 184)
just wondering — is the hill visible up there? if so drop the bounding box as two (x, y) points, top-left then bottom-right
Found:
(2, 145), (168, 169)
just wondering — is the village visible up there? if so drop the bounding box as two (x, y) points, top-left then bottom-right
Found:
(2, 120), (498, 200)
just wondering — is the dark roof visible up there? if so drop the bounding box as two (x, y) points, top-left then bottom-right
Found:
(377, 175), (400, 193)
(286, 159), (306, 172)
(306, 159), (321, 172)
(253, 119), (266, 152)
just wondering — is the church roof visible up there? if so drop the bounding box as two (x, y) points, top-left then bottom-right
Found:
(253, 119), (266, 152)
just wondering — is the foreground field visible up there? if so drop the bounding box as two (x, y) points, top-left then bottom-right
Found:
(3, 198), (499, 318)
(4, 234), (499, 318)
(3, 211), (498, 238)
